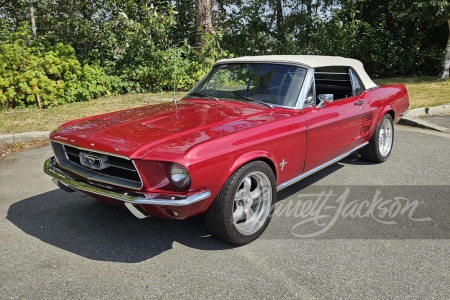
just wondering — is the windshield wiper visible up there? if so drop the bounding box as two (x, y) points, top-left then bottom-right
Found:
(186, 92), (219, 101)
(240, 96), (273, 109)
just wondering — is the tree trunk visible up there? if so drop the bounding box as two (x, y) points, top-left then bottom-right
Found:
(440, 19), (450, 79)
(276, 0), (284, 42)
(267, 11), (276, 36)
(29, 0), (37, 39)
(195, 0), (215, 45)
(305, 0), (312, 48)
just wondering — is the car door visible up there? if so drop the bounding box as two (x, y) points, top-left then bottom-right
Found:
(301, 67), (371, 173)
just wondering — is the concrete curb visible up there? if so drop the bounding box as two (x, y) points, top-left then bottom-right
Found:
(0, 131), (51, 145)
(398, 118), (448, 133)
(403, 103), (450, 118)
(399, 103), (450, 132)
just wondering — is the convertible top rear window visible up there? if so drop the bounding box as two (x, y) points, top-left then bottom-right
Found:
(190, 63), (307, 107)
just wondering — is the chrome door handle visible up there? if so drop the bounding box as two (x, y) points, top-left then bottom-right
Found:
(354, 100), (364, 106)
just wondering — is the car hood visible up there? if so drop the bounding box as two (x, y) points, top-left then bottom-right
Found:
(50, 99), (279, 159)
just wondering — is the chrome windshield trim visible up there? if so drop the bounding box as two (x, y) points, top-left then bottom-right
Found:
(296, 68), (315, 109)
(188, 62), (309, 110)
(184, 97), (299, 110)
(213, 61), (312, 69)
(349, 68), (366, 95)
(277, 142), (369, 191)
(366, 86), (379, 91)
(44, 157), (211, 206)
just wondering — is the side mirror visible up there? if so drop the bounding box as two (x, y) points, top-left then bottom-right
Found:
(316, 94), (334, 108)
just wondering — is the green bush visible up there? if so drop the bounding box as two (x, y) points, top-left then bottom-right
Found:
(93, 5), (230, 94)
(0, 18), (230, 109)
(0, 23), (109, 109)
(97, 33), (229, 94)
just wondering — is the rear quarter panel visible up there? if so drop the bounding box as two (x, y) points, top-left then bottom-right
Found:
(365, 84), (409, 137)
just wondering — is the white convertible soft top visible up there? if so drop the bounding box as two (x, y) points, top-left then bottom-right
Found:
(215, 55), (378, 90)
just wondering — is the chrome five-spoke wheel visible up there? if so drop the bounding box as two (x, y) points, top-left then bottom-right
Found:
(204, 161), (276, 245)
(378, 117), (393, 157)
(232, 171), (272, 236)
(361, 113), (394, 163)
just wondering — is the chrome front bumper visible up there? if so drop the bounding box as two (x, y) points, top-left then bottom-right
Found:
(44, 157), (211, 208)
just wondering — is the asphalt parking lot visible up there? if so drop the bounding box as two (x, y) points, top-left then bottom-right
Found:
(0, 125), (449, 299)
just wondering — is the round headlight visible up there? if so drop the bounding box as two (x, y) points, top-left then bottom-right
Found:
(169, 163), (191, 189)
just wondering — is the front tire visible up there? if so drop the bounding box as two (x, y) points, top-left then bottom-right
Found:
(204, 161), (276, 245)
(361, 113), (394, 163)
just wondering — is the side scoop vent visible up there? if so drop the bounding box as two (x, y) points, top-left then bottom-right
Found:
(361, 125), (370, 135)
(360, 113), (373, 136)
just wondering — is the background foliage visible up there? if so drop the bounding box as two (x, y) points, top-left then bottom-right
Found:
(0, 0), (449, 109)
(0, 23), (108, 108)
(220, 0), (449, 78)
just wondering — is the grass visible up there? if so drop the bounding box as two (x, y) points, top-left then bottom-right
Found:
(12, 142), (25, 148)
(0, 77), (448, 134)
(374, 77), (450, 109)
(1, 139), (49, 158)
(0, 91), (185, 134)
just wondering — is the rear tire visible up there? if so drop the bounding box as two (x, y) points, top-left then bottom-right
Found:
(361, 113), (394, 163)
(204, 161), (276, 245)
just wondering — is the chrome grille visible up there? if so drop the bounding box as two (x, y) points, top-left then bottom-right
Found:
(51, 141), (142, 190)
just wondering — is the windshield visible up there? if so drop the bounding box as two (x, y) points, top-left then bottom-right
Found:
(188, 63), (307, 107)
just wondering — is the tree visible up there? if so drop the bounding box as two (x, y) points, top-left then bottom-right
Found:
(172, 0), (197, 46)
(443, 19), (450, 79)
(0, 0), (54, 40)
(276, 0), (284, 42)
(29, 0), (36, 39)
(195, 0), (215, 45)
(392, 0), (450, 79)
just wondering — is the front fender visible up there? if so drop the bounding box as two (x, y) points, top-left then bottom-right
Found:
(227, 150), (277, 179)
(188, 150), (277, 217)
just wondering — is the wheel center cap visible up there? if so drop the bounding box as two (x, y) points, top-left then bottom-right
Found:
(244, 197), (253, 206)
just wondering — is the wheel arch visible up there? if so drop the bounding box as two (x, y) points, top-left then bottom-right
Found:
(370, 107), (395, 138)
(360, 110), (394, 163)
(384, 109), (395, 121)
(228, 151), (278, 182)
(249, 157), (277, 180)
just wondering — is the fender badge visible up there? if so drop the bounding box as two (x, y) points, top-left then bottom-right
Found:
(280, 159), (288, 171)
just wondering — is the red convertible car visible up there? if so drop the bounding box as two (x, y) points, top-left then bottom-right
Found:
(44, 55), (409, 245)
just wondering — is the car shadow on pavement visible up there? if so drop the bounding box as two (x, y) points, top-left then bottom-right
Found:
(6, 160), (346, 263)
(6, 189), (233, 263)
(4, 156), (359, 263)
(9, 155), (447, 262)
